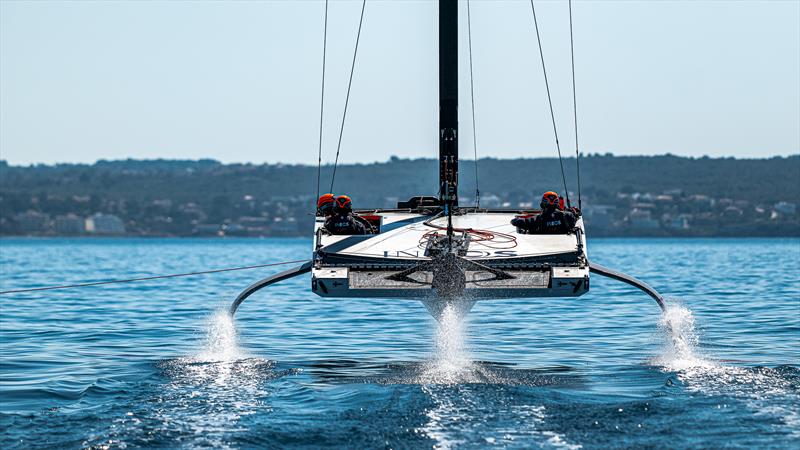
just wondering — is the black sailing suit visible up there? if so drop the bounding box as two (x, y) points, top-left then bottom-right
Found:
(511, 208), (578, 234)
(324, 213), (368, 235)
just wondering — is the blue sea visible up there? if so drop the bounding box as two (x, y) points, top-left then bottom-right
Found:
(1, 237), (798, 449)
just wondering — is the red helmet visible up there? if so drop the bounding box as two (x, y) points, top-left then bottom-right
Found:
(540, 191), (559, 209)
(334, 195), (352, 214)
(317, 193), (335, 215)
(558, 196), (566, 210)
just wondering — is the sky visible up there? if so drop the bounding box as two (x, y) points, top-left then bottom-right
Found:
(1, 0), (798, 166)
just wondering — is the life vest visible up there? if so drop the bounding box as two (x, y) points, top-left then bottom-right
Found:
(324, 214), (366, 235)
(512, 209), (576, 234)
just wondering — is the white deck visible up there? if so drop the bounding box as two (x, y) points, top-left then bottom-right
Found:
(312, 210), (589, 299)
(315, 211), (585, 261)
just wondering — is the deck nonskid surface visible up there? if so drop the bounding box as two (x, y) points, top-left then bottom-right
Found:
(316, 212), (583, 260)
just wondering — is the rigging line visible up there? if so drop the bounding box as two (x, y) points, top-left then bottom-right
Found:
(329, 0), (367, 193)
(0, 260), (309, 295)
(529, 0), (571, 207)
(316, 0), (330, 203)
(467, 0), (480, 208)
(568, 0), (582, 211)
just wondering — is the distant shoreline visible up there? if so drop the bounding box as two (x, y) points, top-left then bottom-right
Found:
(3, 156), (798, 238)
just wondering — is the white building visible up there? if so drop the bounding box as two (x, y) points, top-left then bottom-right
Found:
(14, 211), (49, 233)
(86, 214), (126, 234)
(774, 201), (797, 216)
(628, 209), (660, 230)
(54, 214), (85, 234)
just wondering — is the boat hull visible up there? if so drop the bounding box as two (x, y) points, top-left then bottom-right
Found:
(312, 209), (589, 300)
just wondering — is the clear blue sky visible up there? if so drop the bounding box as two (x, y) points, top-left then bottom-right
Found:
(1, 0), (798, 166)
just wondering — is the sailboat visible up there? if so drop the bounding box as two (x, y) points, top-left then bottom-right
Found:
(230, 0), (665, 319)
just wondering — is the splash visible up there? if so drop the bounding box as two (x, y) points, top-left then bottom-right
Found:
(654, 304), (714, 371)
(651, 304), (800, 436)
(420, 301), (478, 384)
(151, 310), (284, 448)
(434, 303), (471, 370)
(197, 309), (245, 362)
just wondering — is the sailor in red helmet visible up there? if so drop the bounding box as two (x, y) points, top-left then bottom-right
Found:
(511, 191), (577, 234)
(317, 193), (336, 218)
(324, 195), (367, 235)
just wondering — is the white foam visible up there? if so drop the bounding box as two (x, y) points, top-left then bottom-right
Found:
(419, 302), (476, 384)
(653, 303), (799, 436)
(418, 390), (582, 449)
(434, 304), (470, 369)
(197, 310), (245, 363)
(654, 304), (715, 371)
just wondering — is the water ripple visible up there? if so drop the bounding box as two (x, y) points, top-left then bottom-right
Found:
(1, 237), (798, 449)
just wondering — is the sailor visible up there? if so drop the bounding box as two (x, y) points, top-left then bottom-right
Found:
(317, 193), (336, 217)
(511, 191), (577, 234)
(324, 195), (368, 235)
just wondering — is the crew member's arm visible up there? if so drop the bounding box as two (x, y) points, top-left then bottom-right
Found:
(563, 211), (578, 231)
(353, 215), (375, 234)
(323, 217), (336, 234)
(510, 217), (527, 228)
(511, 215), (541, 233)
(351, 216), (368, 235)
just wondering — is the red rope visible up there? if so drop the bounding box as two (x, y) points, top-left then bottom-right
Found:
(418, 222), (517, 251)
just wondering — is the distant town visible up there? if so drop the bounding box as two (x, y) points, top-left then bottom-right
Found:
(1, 155), (798, 237)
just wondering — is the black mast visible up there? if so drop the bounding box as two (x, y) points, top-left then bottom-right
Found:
(439, 0), (458, 210)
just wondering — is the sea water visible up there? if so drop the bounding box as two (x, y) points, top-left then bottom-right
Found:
(1, 237), (798, 448)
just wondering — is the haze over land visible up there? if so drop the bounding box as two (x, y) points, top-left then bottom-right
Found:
(2, 155), (798, 237)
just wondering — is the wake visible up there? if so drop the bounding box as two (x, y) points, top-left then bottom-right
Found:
(654, 303), (799, 435)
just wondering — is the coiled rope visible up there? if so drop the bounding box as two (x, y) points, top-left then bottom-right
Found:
(0, 259), (308, 295)
(419, 214), (518, 251)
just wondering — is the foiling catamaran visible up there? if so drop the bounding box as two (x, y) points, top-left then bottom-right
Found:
(230, 0), (666, 320)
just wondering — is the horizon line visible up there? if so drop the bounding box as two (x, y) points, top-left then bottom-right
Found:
(2, 152), (799, 168)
